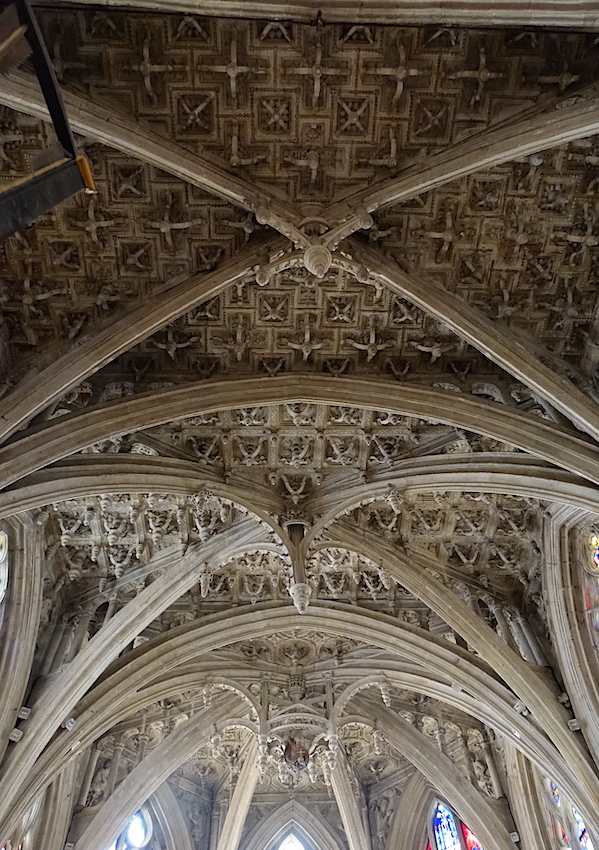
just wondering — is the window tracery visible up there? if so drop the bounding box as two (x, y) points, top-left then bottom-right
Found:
(590, 535), (599, 573)
(581, 533), (599, 652)
(546, 781), (594, 850)
(278, 834), (306, 850)
(0, 530), (7, 605)
(429, 803), (484, 850)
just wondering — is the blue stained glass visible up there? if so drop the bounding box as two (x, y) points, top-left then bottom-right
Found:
(551, 782), (561, 805)
(573, 808), (594, 850)
(433, 804), (461, 850)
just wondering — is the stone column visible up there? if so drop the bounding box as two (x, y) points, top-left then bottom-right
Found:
(40, 620), (67, 675)
(49, 615), (76, 672)
(482, 738), (504, 799)
(435, 724), (446, 755)
(215, 738), (258, 850)
(103, 594), (120, 625)
(34, 759), (78, 850)
(330, 750), (372, 850)
(516, 614), (548, 666)
(66, 603), (96, 663)
(77, 745), (100, 809)
(481, 594), (518, 652)
(217, 797), (228, 842)
(208, 803), (220, 850)
(136, 732), (149, 765)
(504, 609), (536, 663)
(447, 723), (475, 783)
(104, 737), (125, 800)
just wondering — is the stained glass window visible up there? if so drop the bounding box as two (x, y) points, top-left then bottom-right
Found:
(462, 824), (484, 850)
(591, 536), (599, 572)
(560, 824), (572, 850)
(551, 782), (561, 806)
(433, 804), (461, 850)
(573, 808), (594, 850)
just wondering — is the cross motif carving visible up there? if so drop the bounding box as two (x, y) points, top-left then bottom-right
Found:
(447, 47), (504, 107)
(180, 94), (214, 130)
(291, 39), (345, 107)
(147, 192), (206, 248)
(373, 44), (422, 105)
(204, 39), (265, 103)
(131, 30), (180, 106)
(338, 99), (369, 134)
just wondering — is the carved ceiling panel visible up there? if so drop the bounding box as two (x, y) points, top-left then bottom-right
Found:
(2, 12), (599, 400)
(0, 126), (253, 381)
(376, 135), (599, 378)
(38, 491), (268, 624)
(69, 402), (525, 495)
(32, 11), (595, 205)
(2, 10), (592, 850)
(85, 264), (510, 390)
(339, 491), (543, 593)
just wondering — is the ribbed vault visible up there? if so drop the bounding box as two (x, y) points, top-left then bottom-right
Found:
(3, 7), (599, 850)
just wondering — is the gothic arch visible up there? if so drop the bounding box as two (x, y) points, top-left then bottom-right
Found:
(305, 455), (599, 542)
(4, 8), (599, 850)
(543, 510), (599, 764)
(0, 516), (43, 765)
(3, 604), (595, 846)
(242, 800), (345, 850)
(3, 377), (599, 491)
(502, 744), (554, 850)
(4, 455), (599, 526)
(151, 784), (195, 850)
(387, 771), (435, 850)
(73, 693), (242, 850)
(74, 686), (517, 850)
(317, 522), (594, 793)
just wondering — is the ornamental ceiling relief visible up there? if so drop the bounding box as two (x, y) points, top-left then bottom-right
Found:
(2, 10), (599, 850)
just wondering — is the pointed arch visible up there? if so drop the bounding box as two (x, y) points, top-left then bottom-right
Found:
(2, 606), (594, 846)
(242, 800), (346, 850)
(351, 697), (513, 850)
(0, 516), (43, 766)
(3, 455), (599, 526)
(73, 693), (242, 850)
(544, 514), (599, 773)
(150, 785), (194, 850)
(387, 771), (435, 850)
(3, 376), (599, 492)
(318, 521), (595, 797)
(0, 455), (285, 525)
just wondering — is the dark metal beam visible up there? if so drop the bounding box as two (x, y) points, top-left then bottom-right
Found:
(0, 158), (85, 241)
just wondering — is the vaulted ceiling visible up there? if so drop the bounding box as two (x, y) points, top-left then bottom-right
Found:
(3, 7), (599, 850)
